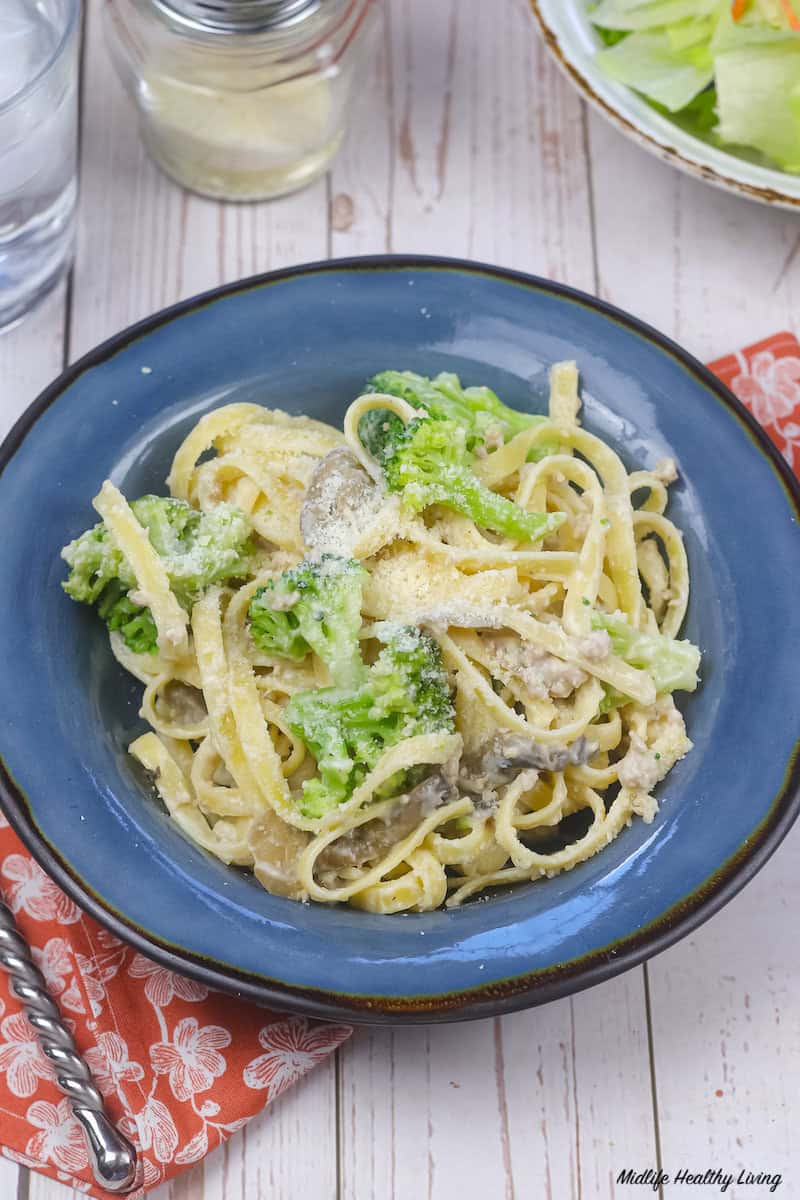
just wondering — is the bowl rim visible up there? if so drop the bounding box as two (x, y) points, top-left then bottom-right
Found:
(529, 0), (800, 213)
(2, 253), (799, 1025)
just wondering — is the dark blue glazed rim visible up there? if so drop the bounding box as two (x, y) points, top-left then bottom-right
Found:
(1, 256), (799, 1024)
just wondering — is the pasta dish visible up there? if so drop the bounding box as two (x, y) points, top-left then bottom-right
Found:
(61, 363), (701, 914)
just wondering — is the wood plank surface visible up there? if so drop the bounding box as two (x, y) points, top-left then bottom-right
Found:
(0, 199), (69, 1200)
(22, 4), (334, 1198)
(0, 284), (67, 435)
(336, 6), (658, 1199)
(588, 111), (800, 357)
(588, 111), (800, 1200)
(6, 2), (798, 1198)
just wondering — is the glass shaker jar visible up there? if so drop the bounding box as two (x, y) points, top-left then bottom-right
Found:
(104, 0), (376, 201)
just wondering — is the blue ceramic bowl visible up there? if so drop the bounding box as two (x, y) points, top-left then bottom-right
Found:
(1, 257), (798, 1024)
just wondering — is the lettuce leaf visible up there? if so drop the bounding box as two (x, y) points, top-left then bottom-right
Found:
(590, 0), (723, 30)
(590, 0), (800, 172)
(714, 41), (800, 171)
(596, 26), (629, 46)
(652, 88), (719, 139)
(748, 0), (800, 29)
(595, 30), (714, 111)
(714, 19), (800, 171)
(667, 16), (717, 50)
(712, 7), (800, 49)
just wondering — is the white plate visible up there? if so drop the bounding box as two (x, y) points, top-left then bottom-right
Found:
(531, 0), (800, 211)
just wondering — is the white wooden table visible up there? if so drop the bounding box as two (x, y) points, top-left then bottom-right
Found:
(2, 2), (798, 1197)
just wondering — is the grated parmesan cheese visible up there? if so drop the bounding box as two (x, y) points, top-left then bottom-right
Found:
(363, 545), (525, 623)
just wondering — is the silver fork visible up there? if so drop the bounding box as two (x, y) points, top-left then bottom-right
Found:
(0, 899), (138, 1193)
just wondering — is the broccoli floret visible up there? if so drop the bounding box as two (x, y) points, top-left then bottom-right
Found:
(357, 408), (407, 469)
(61, 496), (255, 654)
(286, 626), (455, 818)
(130, 497), (254, 610)
(129, 496), (197, 557)
(62, 524), (133, 604)
(369, 624), (455, 730)
(592, 611), (700, 695)
(363, 414), (564, 542)
(248, 555), (367, 688)
(285, 687), (376, 816)
(366, 369), (547, 449)
(97, 581), (159, 655)
(598, 685), (631, 715)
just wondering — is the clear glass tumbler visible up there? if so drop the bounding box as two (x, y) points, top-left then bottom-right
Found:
(0, 0), (80, 331)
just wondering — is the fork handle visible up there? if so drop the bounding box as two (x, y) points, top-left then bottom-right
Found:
(0, 901), (138, 1193)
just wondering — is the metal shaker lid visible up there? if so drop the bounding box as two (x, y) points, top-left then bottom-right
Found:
(150, 0), (322, 33)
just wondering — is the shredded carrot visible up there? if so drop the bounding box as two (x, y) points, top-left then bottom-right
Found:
(731, 0), (748, 18)
(779, 0), (800, 29)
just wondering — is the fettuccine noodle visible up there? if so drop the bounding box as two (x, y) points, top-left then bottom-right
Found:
(68, 362), (699, 913)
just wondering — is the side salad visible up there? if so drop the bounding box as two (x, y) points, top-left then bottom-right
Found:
(590, 0), (800, 173)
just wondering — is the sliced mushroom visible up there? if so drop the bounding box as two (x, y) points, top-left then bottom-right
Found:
(459, 733), (596, 800)
(300, 447), (382, 556)
(316, 770), (455, 873)
(249, 810), (311, 900)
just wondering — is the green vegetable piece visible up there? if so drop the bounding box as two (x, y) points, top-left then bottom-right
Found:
(130, 497), (254, 611)
(367, 368), (546, 445)
(714, 41), (800, 172)
(666, 15), (717, 52)
(369, 624), (456, 731)
(590, 0), (722, 32)
(249, 555), (367, 689)
(365, 368), (554, 459)
(598, 685), (632, 715)
(286, 687), (368, 815)
(62, 524), (132, 604)
(62, 495), (255, 654)
(97, 581), (158, 655)
(383, 418), (527, 536)
(594, 25), (629, 47)
(286, 627), (455, 818)
(357, 407), (407, 468)
(590, 0), (800, 174)
(595, 31), (714, 112)
(375, 414), (564, 542)
(592, 611), (701, 694)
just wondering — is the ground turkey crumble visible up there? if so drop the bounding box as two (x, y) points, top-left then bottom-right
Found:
(485, 634), (587, 700)
(617, 731), (662, 796)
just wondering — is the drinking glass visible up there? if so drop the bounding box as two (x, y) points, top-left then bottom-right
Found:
(0, 0), (80, 331)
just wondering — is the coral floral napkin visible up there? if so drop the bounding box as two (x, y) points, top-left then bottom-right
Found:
(0, 811), (351, 1198)
(0, 332), (797, 1198)
(707, 331), (800, 473)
